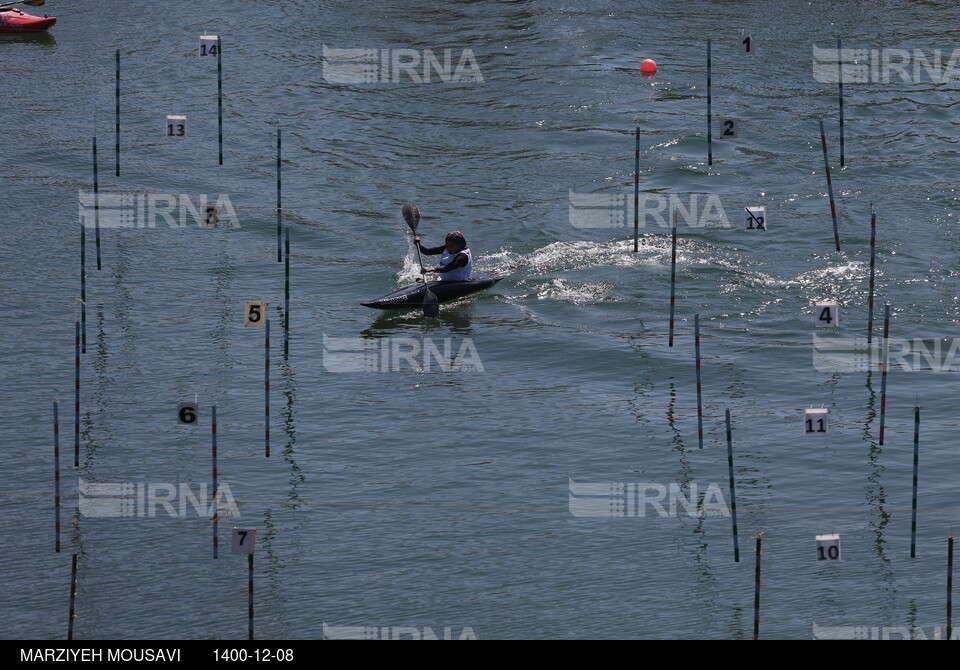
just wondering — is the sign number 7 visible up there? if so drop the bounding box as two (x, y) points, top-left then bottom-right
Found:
(232, 527), (257, 555)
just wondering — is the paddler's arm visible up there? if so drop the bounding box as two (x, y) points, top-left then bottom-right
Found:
(413, 236), (444, 255)
(423, 253), (468, 273)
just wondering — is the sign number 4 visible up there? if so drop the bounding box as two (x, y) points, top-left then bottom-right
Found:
(816, 303), (839, 327)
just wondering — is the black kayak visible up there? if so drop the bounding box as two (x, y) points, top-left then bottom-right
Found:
(361, 275), (507, 310)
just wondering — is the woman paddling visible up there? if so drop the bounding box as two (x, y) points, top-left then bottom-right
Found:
(414, 231), (473, 281)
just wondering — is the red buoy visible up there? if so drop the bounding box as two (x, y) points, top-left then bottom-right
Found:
(640, 58), (657, 75)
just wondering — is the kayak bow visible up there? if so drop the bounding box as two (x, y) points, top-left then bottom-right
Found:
(0, 8), (55, 33)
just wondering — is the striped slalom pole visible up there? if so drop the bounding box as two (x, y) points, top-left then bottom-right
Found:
(752, 533), (763, 640)
(248, 554), (255, 640)
(633, 122), (640, 252)
(819, 119), (841, 252)
(53, 400), (61, 552)
(79, 226), (86, 353)
(92, 137), (101, 271)
(115, 49), (120, 176)
(276, 127), (282, 262)
(74, 322), (80, 467)
(67, 519), (78, 640)
(668, 211), (677, 347)
(879, 304), (890, 445)
(726, 409), (740, 562)
(910, 404), (920, 558)
(948, 533), (955, 640)
(217, 38), (223, 165)
(694, 314), (704, 449)
(838, 39), (845, 168)
(706, 39), (713, 166)
(212, 405), (219, 559)
(265, 319), (270, 457)
(867, 207), (877, 344)
(284, 223), (290, 361)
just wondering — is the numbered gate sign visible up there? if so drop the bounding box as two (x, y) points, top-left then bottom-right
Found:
(244, 302), (267, 327)
(815, 302), (840, 327)
(803, 408), (829, 435)
(744, 207), (767, 231)
(165, 115), (187, 138)
(815, 534), (841, 561)
(203, 205), (220, 228)
(199, 35), (220, 58)
(739, 34), (755, 56)
(719, 118), (738, 139)
(232, 527), (257, 555)
(177, 401), (198, 426)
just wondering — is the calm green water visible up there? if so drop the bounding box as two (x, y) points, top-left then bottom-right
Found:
(2, 0), (960, 640)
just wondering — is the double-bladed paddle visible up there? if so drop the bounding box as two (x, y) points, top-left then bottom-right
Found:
(0, 0), (47, 10)
(401, 204), (439, 318)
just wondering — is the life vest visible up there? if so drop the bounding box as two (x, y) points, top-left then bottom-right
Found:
(438, 247), (472, 281)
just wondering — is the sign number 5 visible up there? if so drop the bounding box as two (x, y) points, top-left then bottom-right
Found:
(245, 302), (267, 327)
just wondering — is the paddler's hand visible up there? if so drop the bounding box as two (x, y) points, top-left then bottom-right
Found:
(422, 266), (435, 273)
(414, 236), (420, 243)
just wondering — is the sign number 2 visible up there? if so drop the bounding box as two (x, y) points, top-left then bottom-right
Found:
(720, 118), (738, 139)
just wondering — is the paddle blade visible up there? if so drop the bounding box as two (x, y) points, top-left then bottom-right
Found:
(401, 204), (420, 232)
(24, 0), (46, 6)
(423, 288), (439, 318)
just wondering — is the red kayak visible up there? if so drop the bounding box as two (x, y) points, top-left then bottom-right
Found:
(0, 8), (56, 33)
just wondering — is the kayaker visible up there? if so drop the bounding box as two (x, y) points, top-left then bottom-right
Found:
(415, 231), (472, 281)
